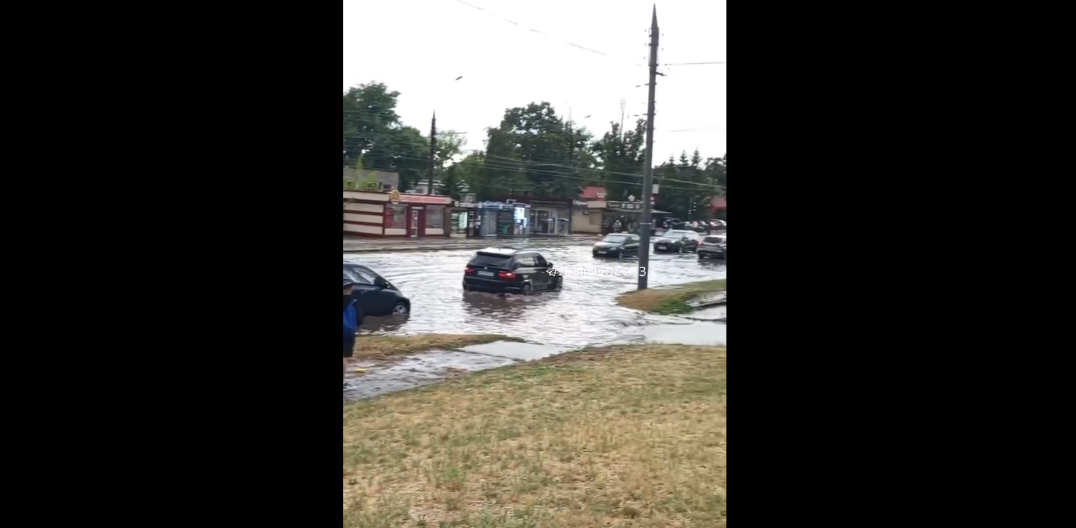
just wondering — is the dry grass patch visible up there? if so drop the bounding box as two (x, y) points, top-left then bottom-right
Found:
(616, 279), (726, 314)
(351, 334), (521, 361)
(343, 344), (727, 527)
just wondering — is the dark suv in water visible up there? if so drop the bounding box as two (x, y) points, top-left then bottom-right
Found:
(343, 261), (411, 316)
(463, 248), (562, 294)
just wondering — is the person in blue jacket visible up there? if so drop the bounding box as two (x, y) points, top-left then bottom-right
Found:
(343, 277), (363, 389)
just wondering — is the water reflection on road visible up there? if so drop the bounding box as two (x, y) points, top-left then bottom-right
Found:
(347, 243), (726, 348)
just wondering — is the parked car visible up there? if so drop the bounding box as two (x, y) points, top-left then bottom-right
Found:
(463, 248), (562, 294)
(343, 261), (411, 316)
(697, 235), (727, 260)
(654, 230), (702, 253)
(593, 233), (640, 259)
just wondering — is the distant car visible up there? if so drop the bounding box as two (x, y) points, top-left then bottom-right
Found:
(654, 230), (701, 253)
(697, 235), (726, 260)
(593, 233), (640, 259)
(343, 262), (411, 316)
(463, 248), (562, 295)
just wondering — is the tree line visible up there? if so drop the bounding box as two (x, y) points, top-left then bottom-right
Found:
(343, 82), (726, 220)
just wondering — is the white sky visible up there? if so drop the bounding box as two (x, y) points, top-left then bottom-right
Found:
(343, 0), (726, 163)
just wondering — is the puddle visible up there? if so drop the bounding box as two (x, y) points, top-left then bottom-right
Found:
(344, 349), (518, 403)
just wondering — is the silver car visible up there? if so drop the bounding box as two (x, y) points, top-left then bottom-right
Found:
(697, 235), (726, 260)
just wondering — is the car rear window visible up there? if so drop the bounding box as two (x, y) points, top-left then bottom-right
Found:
(704, 237), (724, 244)
(469, 254), (512, 267)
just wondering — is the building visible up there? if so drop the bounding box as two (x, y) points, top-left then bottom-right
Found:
(406, 179), (472, 200)
(570, 186), (671, 234)
(342, 167), (399, 192)
(343, 190), (454, 238)
(705, 195), (727, 220)
(571, 187), (608, 234)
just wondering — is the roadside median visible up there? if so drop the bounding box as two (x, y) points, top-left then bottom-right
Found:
(616, 279), (727, 314)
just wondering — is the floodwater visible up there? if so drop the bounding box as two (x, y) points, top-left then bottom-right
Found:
(346, 242), (726, 348)
(343, 241), (726, 403)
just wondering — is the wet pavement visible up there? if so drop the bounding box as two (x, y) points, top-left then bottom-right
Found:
(344, 350), (517, 401)
(348, 242), (725, 347)
(344, 241), (726, 403)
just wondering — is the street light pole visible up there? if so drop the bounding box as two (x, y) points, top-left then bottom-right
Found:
(638, 6), (659, 290)
(428, 76), (463, 196)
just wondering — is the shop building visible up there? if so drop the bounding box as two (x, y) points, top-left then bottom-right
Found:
(343, 190), (454, 238)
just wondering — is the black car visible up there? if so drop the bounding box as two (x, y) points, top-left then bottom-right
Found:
(592, 233), (640, 259)
(463, 248), (562, 294)
(343, 262), (412, 316)
(653, 230), (702, 253)
(697, 235), (726, 260)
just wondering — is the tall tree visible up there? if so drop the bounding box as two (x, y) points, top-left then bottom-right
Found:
(341, 82), (429, 190)
(589, 119), (646, 200)
(484, 102), (581, 198)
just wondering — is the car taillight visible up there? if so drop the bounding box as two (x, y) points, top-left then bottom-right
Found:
(465, 267), (475, 274)
(497, 271), (515, 280)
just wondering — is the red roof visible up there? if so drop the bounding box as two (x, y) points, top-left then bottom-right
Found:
(579, 186), (608, 200)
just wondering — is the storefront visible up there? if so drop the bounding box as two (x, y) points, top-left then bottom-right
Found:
(343, 190), (453, 238)
(449, 201), (476, 238)
(473, 201), (530, 236)
(527, 200), (571, 235)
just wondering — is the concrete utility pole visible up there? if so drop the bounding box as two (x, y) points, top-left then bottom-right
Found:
(427, 112), (437, 195)
(638, 5), (659, 290)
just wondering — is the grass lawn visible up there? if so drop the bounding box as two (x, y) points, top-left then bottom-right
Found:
(616, 279), (726, 315)
(343, 344), (727, 527)
(350, 334), (522, 361)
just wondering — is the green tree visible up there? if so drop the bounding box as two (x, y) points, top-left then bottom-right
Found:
(484, 102), (581, 198)
(589, 120), (646, 200)
(342, 82), (430, 190)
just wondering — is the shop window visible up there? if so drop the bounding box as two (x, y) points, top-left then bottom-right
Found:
(425, 206), (444, 229)
(386, 205), (407, 229)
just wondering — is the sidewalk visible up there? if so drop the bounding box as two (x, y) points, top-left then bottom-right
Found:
(343, 235), (600, 253)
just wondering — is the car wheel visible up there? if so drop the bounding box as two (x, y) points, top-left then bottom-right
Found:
(522, 283), (533, 295)
(392, 302), (409, 315)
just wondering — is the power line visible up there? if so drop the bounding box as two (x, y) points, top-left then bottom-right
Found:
(358, 149), (724, 192)
(450, 0), (645, 69)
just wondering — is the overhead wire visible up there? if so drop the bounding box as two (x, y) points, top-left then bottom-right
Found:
(450, 0), (646, 69)
(354, 148), (724, 192)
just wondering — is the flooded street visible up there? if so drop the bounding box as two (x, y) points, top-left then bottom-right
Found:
(346, 241), (725, 348)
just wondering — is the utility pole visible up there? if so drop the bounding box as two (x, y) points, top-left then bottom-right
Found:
(567, 120), (575, 235)
(638, 5), (659, 290)
(620, 98), (626, 140)
(427, 112), (437, 195)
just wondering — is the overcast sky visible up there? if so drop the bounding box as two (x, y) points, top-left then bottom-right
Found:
(343, 0), (726, 163)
